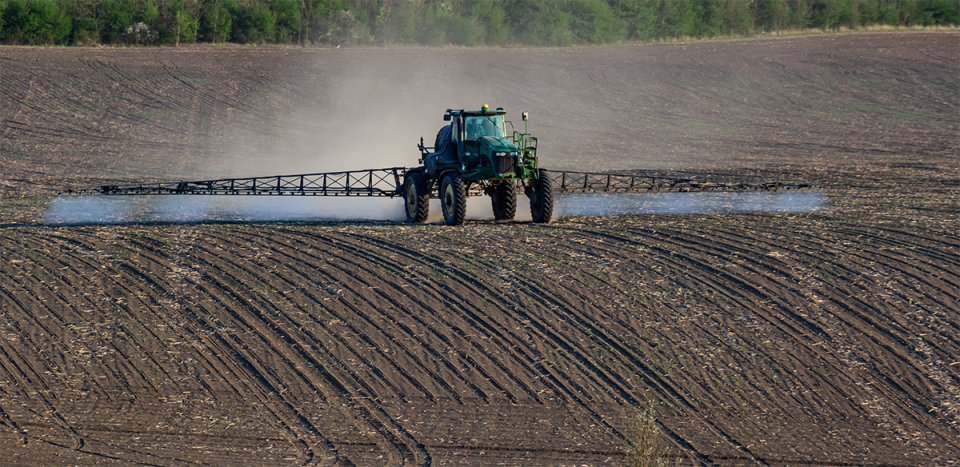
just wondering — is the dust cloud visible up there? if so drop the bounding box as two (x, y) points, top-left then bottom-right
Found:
(204, 49), (502, 178)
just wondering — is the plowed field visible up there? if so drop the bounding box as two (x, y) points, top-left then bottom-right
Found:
(1, 32), (958, 466)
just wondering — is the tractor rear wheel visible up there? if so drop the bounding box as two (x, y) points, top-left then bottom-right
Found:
(528, 169), (553, 224)
(404, 171), (430, 223)
(440, 173), (467, 226)
(490, 181), (517, 221)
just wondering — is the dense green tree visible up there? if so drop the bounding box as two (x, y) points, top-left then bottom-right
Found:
(100, 0), (132, 42)
(927, 0), (960, 24)
(239, 0), (276, 43)
(812, 0), (852, 29)
(505, 0), (575, 46)
(472, 0), (507, 45)
(171, 8), (197, 44)
(1, 0), (71, 43)
(0, 0), (7, 35)
(0, 0), (957, 47)
(658, 0), (701, 38)
(137, 0), (158, 27)
(565, 0), (626, 43)
(610, 0), (660, 40)
(272, 0), (301, 43)
(701, 0), (752, 36)
(201, 0), (236, 42)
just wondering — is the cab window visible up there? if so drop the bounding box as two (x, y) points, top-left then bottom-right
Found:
(464, 115), (505, 140)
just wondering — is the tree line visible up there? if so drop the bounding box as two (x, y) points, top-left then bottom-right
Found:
(1, 0), (958, 47)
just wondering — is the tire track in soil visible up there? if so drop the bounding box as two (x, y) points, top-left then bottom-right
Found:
(223, 230), (481, 405)
(2, 233), (222, 461)
(714, 225), (960, 446)
(311, 230), (603, 403)
(0, 234), (185, 462)
(2, 241), (121, 450)
(118, 230), (344, 466)
(29, 233), (199, 401)
(284, 230), (656, 460)
(529, 225), (890, 452)
(19, 230), (339, 466)
(375, 224), (832, 464)
(267, 227), (640, 457)
(185, 233), (430, 407)
(126, 229), (404, 463)
(272, 228), (548, 405)
(160, 61), (260, 118)
(308, 229), (676, 458)
(253, 227), (536, 403)
(497, 226), (804, 464)
(192, 229), (435, 466)
(34, 234), (188, 394)
(1, 220), (952, 460)
(696, 223), (960, 380)
(560, 223), (928, 462)
(21, 57), (110, 140)
(81, 59), (185, 113)
(262, 229), (548, 406)
(0, 56), (106, 141)
(716, 225), (960, 440)
(77, 60), (213, 143)
(746, 223), (960, 343)
(582, 221), (960, 454)
(234, 62), (325, 106)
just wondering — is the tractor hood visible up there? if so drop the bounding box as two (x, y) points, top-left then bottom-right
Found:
(479, 136), (518, 152)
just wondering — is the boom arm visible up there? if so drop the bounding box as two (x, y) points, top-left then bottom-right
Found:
(61, 168), (409, 197)
(59, 168), (818, 197)
(546, 170), (817, 194)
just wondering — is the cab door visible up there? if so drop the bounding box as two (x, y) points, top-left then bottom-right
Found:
(461, 117), (481, 166)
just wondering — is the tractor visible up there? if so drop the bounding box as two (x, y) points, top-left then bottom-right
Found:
(404, 105), (552, 226)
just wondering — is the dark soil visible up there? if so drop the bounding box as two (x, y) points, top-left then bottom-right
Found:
(1, 32), (957, 466)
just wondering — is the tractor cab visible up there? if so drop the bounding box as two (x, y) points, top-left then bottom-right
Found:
(420, 105), (537, 182)
(464, 112), (506, 140)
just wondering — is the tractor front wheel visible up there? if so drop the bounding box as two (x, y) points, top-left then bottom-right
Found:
(528, 169), (553, 224)
(403, 171), (430, 223)
(490, 181), (517, 221)
(440, 173), (467, 226)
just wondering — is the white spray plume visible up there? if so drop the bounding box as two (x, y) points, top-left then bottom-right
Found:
(555, 191), (827, 217)
(44, 196), (405, 224)
(45, 191), (823, 225)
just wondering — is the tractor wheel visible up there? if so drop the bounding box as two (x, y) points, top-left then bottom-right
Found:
(403, 171), (430, 223)
(528, 169), (553, 224)
(491, 181), (517, 221)
(440, 173), (467, 226)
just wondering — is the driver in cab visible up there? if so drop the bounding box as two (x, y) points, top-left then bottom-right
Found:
(466, 119), (498, 140)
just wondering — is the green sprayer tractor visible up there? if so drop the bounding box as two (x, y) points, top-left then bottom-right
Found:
(60, 106), (818, 224)
(405, 105), (551, 225)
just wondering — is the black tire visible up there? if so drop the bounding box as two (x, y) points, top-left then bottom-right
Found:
(440, 172), (467, 226)
(490, 181), (517, 221)
(403, 171), (430, 223)
(528, 169), (553, 224)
